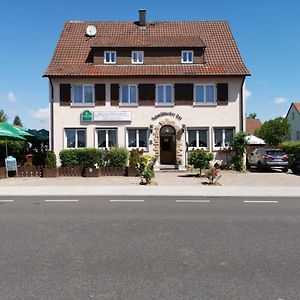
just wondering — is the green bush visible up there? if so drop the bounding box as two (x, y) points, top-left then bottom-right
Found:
(44, 151), (57, 168)
(188, 150), (214, 176)
(280, 141), (300, 157)
(105, 147), (129, 167)
(138, 154), (156, 184)
(59, 149), (79, 167)
(230, 132), (249, 171)
(129, 149), (143, 168)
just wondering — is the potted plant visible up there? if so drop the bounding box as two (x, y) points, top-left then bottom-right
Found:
(43, 151), (58, 177)
(138, 154), (156, 185)
(126, 149), (142, 176)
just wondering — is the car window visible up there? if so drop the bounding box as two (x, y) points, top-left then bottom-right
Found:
(266, 150), (286, 156)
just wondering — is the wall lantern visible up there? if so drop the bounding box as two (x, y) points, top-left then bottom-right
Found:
(182, 124), (186, 133)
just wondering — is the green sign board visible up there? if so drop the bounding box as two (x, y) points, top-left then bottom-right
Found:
(81, 110), (93, 122)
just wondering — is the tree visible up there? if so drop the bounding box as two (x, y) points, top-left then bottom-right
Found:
(230, 132), (249, 171)
(13, 115), (23, 127)
(247, 113), (257, 119)
(188, 150), (214, 176)
(256, 117), (290, 146)
(0, 109), (8, 122)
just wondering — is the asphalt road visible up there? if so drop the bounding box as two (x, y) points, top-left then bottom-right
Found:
(0, 196), (299, 300)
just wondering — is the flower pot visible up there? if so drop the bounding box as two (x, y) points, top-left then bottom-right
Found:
(43, 168), (58, 178)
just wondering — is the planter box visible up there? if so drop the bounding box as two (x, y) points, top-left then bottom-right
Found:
(0, 167), (6, 179)
(43, 168), (58, 178)
(125, 167), (138, 177)
(59, 167), (83, 176)
(100, 167), (126, 176)
(85, 168), (100, 177)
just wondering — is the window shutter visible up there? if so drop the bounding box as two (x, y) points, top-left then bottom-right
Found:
(217, 83), (228, 104)
(174, 84), (193, 105)
(110, 84), (119, 106)
(95, 84), (106, 106)
(60, 84), (71, 106)
(138, 84), (155, 106)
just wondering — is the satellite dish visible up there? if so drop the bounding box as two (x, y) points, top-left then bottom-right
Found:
(86, 25), (97, 37)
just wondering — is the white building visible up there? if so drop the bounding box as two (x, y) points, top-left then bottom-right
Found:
(44, 10), (250, 169)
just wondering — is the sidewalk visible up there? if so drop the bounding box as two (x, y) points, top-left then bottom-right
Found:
(0, 170), (299, 197)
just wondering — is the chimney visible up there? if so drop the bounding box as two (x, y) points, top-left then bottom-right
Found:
(139, 9), (146, 27)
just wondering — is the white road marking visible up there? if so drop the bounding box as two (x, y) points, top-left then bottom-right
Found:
(45, 199), (79, 202)
(110, 199), (144, 202)
(176, 200), (211, 203)
(0, 200), (15, 202)
(243, 200), (278, 203)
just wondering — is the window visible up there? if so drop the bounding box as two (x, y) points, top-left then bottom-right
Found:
(131, 51), (144, 64)
(194, 84), (215, 103)
(188, 129), (208, 149)
(104, 51), (116, 64)
(292, 112), (295, 120)
(297, 131), (300, 140)
(97, 129), (117, 148)
(73, 85), (94, 104)
(121, 85), (137, 104)
(156, 84), (173, 105)
(65, 129), (86, 148)
(128, 129), (148, 148)
(214, 128), (234, 148)
(181, 50), (194, 63)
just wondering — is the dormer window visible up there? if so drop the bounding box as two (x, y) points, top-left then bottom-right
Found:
(181, 50), (194, 64)
(104, 51), (116, 64)
(132, 51), (144, 64)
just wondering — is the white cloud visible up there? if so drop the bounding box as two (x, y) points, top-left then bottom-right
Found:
(5, 91), (17, 102)
(274, 97), (287, 105)
(244, 87), (252, 102)
(29, 108), (49, 120)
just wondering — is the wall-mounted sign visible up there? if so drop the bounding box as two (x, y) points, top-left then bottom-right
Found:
(151, 112), (182, 121)
(94, 111), (132, 122)
(81, 110), (93, 122)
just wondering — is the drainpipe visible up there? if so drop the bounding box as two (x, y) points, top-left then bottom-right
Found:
(49, 78), (54, 151)
(240, 76), (246, 132)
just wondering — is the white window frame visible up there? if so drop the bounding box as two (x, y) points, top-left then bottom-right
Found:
(187, 128), (209, 150)
(156, 84), (174, 105)
(65, 128), (86, 149)
(131, 51), (144, 64)
(194, 84), (216, 104)
(96, 128), (118, 148)
(181, 50), (194, 64)
(104, 51), (117, 64)
(120, 84), (138, 105)
(72, 84), (94, 106)
(127, 128), (149, 150)
(213, 127), (235, 150)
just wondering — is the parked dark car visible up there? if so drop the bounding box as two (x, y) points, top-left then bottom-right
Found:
(246, 148), (289, 172)
(291, 156), (300, 174)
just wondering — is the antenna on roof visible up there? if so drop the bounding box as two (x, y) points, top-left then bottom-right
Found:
(86, 25), (97, 37)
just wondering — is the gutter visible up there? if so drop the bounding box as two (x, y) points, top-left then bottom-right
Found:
(240, 76), (246, 132)
(49, 78), (54, 150)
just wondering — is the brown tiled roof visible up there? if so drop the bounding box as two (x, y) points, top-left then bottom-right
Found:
(246, 119), (262, 135)
(91, 36), (205, 48)
(44, 21), (250, 77)
(293, 103), (300, 114)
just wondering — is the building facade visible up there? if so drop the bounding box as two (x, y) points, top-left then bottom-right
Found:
(44, 10), (250, 168)
(286, 103), (300, 141)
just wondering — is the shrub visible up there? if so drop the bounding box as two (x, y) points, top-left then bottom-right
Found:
(129, 149), (143, 168)
(44, 151), (57, 168)
(230, 132), (249, 171)
(280, 141), (300, 157)
(206, 165), (221, 184)
(103, 147), (129, 167)
(138, 154), (156, 184)
(188, 150), (214, 176)
(59, 149), (79, 167)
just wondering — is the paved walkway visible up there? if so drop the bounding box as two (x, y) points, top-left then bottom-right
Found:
(0, 170), (299, 197)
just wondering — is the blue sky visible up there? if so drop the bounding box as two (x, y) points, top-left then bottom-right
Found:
(0, 0), (299, 129)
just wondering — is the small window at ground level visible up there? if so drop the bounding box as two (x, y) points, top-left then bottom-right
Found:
(128, 129), (148, 148)
(188, 129), (208, 148)
(97, 129), (117, 148)
(214, 128), (234, 148)
(65, 129), (86, 148)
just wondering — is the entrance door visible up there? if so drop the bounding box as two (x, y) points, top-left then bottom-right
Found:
(160, 125), (176, 165)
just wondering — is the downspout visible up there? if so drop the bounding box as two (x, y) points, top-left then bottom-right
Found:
(240, 76), (246, 132)
(49, 77), (54, 151)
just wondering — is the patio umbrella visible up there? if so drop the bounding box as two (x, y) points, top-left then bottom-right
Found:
(0, 123), (26, 157)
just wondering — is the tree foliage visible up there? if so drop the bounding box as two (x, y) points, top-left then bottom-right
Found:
(247, 113), (257, 119)
(13, 115), (23, 127)
(188, 150), (214, 176)
(255, 117), (290, 146)
(0, 109), (8, 122)
(230, 132), (249, 171)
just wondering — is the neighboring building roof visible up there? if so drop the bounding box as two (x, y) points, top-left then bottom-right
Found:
(286, 102), (300, 118)
(246, 118), (262, 135)
(44, 20), (250, 77)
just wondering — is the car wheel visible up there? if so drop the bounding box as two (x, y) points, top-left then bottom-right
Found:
(257, 162), (264, 172)
(282, 168), (288, 173)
